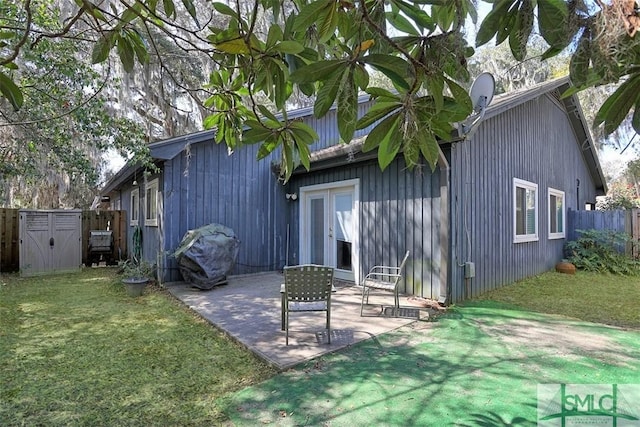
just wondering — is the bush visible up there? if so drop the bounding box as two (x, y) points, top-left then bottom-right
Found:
(564, 229), (640, 275)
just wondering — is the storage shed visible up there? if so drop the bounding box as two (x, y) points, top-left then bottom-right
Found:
(19, 209), (82, 276)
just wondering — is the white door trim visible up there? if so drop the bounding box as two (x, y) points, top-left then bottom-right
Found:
(299, 179), (360, 283)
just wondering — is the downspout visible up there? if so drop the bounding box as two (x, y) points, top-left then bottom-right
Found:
(437, 147), (451, 305)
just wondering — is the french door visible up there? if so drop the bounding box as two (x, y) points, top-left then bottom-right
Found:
(300, 180), (359, 282)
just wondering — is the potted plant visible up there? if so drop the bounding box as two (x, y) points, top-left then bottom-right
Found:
(119, 259), (155, 297)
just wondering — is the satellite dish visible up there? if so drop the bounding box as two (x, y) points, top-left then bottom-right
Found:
(460, 72), (495, 138)
(469, 72), (495, 113)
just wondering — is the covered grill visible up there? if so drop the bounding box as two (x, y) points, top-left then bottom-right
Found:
(174, 224), (240, 290)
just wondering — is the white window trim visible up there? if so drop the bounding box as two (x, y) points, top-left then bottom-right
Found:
(130, 189), (139, 226)
(548, 187), (566, 240)
(513, 178), (538, 243)
(144, 178), (159, 227)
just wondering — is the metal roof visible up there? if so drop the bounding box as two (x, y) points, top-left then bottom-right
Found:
(102, 77), (606, 195)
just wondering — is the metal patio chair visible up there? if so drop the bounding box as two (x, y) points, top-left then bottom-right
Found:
(360, 251), (410, 316)
(283, 265), (334, 345)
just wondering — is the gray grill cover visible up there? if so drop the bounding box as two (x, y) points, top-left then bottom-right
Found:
(174, 224), (240, 290)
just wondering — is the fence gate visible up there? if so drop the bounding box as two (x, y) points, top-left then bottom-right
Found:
(19, 209), (82, 276)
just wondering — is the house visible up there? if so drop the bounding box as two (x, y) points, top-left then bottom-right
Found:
(101, 77), (606, 303)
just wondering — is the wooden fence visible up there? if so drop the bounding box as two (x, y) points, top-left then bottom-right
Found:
(0, 209), (19, 272)
(0, 209), (127, 272)
(568, 208), (640, 256)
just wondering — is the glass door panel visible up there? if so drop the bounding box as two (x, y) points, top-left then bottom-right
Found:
(333, 192), (353, 272)
(308, 195), (327, 265)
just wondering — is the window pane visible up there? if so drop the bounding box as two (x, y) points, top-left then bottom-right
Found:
(131, 192), (138, 221)
(549, 195), (557, 233)
(525, 188), (536, 234)
(516, 187), (526, 235)
(146, 187), (156, 220)
(556, 195), (563, 233)
(309, 198), (325, 265)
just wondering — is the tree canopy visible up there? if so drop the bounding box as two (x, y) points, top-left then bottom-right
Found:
(1, 0), (640, 182)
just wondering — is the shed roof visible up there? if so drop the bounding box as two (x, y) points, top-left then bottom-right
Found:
(102, 77), (607, 195)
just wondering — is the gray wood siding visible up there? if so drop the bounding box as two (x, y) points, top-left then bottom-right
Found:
(118, 173), (163, 268)
(157, 100), (375, 282)
(288, 158), (444, 299)
(450, 94), (599, 301)
(162, 142), (287, 281)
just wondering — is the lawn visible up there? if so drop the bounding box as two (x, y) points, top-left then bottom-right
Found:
(2, 268), (639, 426)
(0, 268), (276, 426)
(221, 270), (640, 425)
(475, 270), (640, 328)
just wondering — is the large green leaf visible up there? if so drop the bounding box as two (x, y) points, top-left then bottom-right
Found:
(595, 74), (640, 135)
(316, 2), (339, 42)
(257, 136), (279, 160)
(116, 34), (135, 72)
(274, 41), (305, 54)
(389, 0), (434, 31)
(337, 72), (358, 142)
(266, 24), (283, 49)
(181, 0), (198, 21)
(632, 100), (640, 134)
(289, 121), (319, 144)
(92, 33), (113, 64)
(356, 101), (402, 129)
(354, 64), (369, 90)
(509, 0), (533, 62)
(126, 29), (149, 64)
(163, 0), (175, 17)
(293, 0), (334, 32)
(290, 60), (345, 83)
(445, 77), (472, 113)
(425, 76), (445, 113)
(538, 0), (568, 47)
(314, 69), (344, 117)
(418, 131), (439, 171)
(243, 126), (275, 144)
(378, 120), (402, 170)
(362, 112), (401, 152)
(386, 11), (420, 36)
(215, 38), (250, 54)
(476, 0), (514, 46)
(257, 104), (281, 124)
(365, 87), (400, 100)
(212, 2), (239, 19)
(569, 33), (591, 87)
(0, 70), (23, 110)
(495, 10), (517, 45)
(362, 54), (411, 90)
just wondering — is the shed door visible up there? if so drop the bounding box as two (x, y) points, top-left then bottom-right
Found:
(20, 210), (81, 276)
(52, 212), (81, 271)
(20, 212), (50, 275)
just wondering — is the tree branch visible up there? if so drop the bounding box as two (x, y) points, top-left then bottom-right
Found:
(0, 0), (32, 66)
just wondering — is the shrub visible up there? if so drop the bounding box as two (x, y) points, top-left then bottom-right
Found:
(564, 229), (640, 275)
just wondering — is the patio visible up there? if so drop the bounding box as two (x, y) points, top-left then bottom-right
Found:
(165, 272), (423, 370)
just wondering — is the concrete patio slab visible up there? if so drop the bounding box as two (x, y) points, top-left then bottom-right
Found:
(165, 272), (421, 370)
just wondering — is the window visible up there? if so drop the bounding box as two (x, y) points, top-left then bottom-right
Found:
(144, 178), (159, 227)
(130, 189), (139, 226)
(548, 188), (565, 239)
(513, 178), (538, 243)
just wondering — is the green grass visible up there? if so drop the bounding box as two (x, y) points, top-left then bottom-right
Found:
(222, 303), (640, 426)
(0, 268), (276, 426)
(475, 270), (640, 328)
